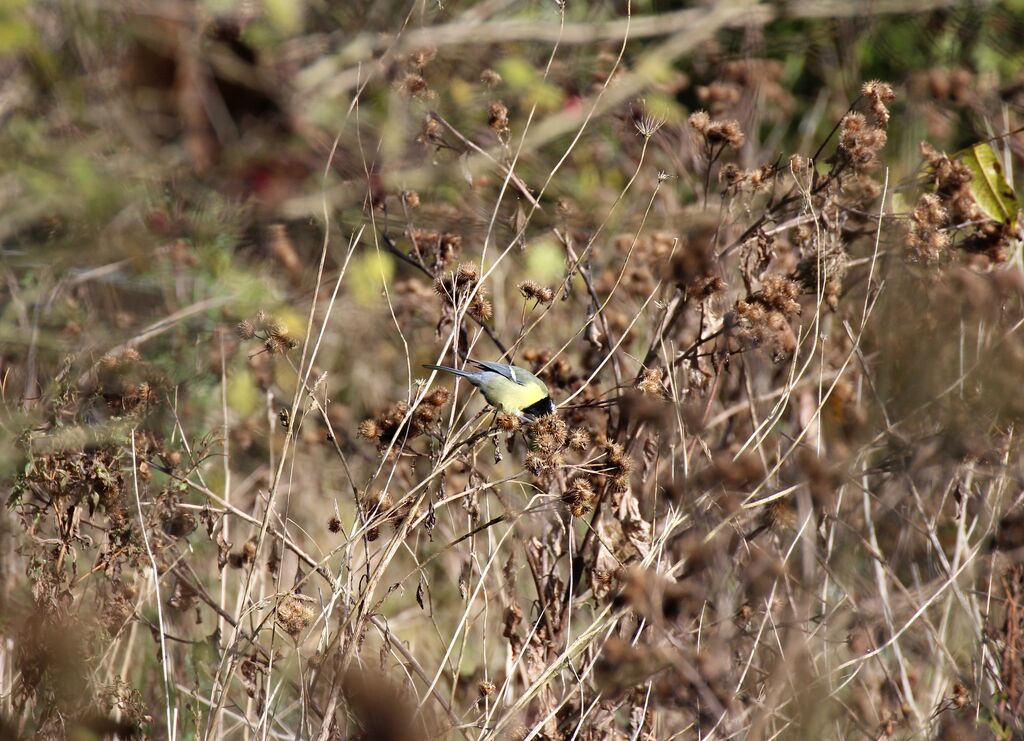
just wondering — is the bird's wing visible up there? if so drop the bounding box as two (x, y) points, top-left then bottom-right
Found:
(468, 360), (524, 385)
(423, 364), (481, 382)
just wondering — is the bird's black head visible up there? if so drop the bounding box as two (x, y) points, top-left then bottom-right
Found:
(521, 396), (556, 421)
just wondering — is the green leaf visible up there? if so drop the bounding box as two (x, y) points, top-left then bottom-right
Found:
(956, 143), (1019, 227)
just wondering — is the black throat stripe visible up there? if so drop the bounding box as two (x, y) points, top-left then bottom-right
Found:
(521, 396), (555, 418)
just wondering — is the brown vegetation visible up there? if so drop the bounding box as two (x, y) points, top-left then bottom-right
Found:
(5, 1), (1024, 739)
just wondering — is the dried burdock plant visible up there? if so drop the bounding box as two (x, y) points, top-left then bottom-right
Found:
(9, 8), (1024, 741)
(837, 112), (888, 172)
(488, 100), (510, 140)
(276, 593), (316, 638)
(518, 280), (555, 304)
(236, 310), (298, 356)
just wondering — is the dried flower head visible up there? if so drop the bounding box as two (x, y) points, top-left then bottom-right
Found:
(358, 419), (381, 440)
(276, 593), (315, 637)
(637, 368), (663, 396)
(563, 476), (596, 517)
(529, 415), (568, 453)
(634, 113), (665, 139)
(906, 193), (950, 263)
(254, 309), (273, 331)
(518, 280), (555, 304)
(758, 275), (802, 317)
(838, 112), (887, 171)
(862, 80), (896, 126)
(524, 452), (547, 475)
(264, 333), (296, 355)
(419, 116), (443, 146)
(601, 440), (635, 492)
(409, 46), (436, 69)
(469, 296), (493, 322)
(425, 387), (450, 407)
(706, 119), (745, 148)
(496, 412), (522, 432)
(456, 261), (480, 285)
(488, 101), (510, 137)
(481, 69), (502, 87)
(399, 73), (429, 98)
(568, 427), (591, 452)
(688, 110), (711, 134)
(236, 320), (256, 340)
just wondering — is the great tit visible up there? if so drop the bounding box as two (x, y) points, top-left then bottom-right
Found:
(423, 359), (555, 420)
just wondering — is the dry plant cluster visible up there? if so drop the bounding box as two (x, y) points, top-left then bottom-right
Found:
(7, 1), (1024, 739)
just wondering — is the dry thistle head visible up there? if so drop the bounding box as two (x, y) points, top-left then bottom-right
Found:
(408, 46), (436, 69)
(254, 309), (274, 331)
(412, 403), (437, 430)
(456, 261), (480, 286)
(524, 452), (547, 475)
(688, 110), (711, 134)
(689, 109), (745, 148)
(425, 387), (450, 407)
(697, 80), (742, 111)
(838, 112), (887, 171)
(358, 418), (381, 440)
(758, 275), (802, 317)
(761, 497), (797, 533)
(601, 440), (635, 492)
(518, 280), (555, 304)
(862, 80), (896, 126)
(706, 119), (745, 148)
(438, 232), (462, 264)
(906, 193), (950, 263)
(563, 476), (596, 517)
(568, 427), (591, 452)
(364, 490), (395, 523)
(401, 190), (420, 209)
(358, 396), (438, 452)
(435, 258), (478, 302)
(236, 319), (256, 340)
(480, 69), (502, 87)
(276, 593), (315, 637)
(496, 412), (522, 432)
(637, 368), (664, 396)
(488, 101), (509, 137)
(399, 72), (429, 98)
(528, 415), (569, 455)
(264, 333), (296, 355)
(418, 115), (443, 146)
(468, 295), (493, 322)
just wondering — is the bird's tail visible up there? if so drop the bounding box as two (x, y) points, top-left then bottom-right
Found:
(423, 363), (478, 380)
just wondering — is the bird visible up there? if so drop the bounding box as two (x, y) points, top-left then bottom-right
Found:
(423, 359), (555, 420)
